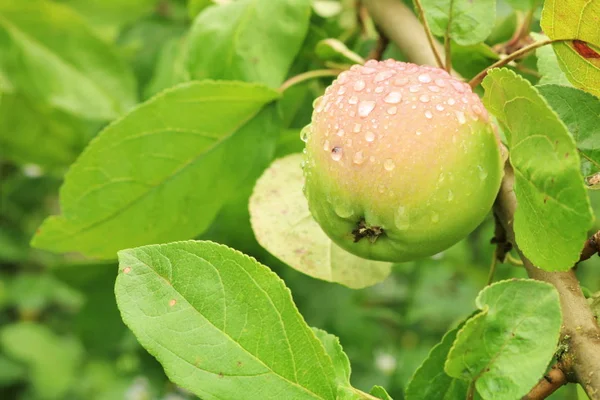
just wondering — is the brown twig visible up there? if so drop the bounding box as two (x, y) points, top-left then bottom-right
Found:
(468, 39), (555, 88)
(578, 231), (600, 264)
(522, 364), (568, 400)
(367, 28), (390, 61)
(495, 163), (600, 400)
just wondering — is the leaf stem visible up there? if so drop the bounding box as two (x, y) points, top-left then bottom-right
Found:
(443, 0), (455, 72)
(413, 0), (445, 69)
(468, 39), (555, 88)
(278, 69), (342, 93)
(466, 381), (475, 400)
(486, 249), (498, 285)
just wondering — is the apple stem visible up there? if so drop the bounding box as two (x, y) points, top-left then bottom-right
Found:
(413, 0), (445, 69)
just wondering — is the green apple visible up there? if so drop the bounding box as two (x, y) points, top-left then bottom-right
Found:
(302, 59), (503, 262)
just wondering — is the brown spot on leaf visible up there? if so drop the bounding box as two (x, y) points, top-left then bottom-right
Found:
(573, 40), (600, 59)
(218, 372), (224, 378)
(544, 196), (549, 204)
(123, 267), (131, 274)
(565, 152), (569, 158)
(169, 299), (176, 307)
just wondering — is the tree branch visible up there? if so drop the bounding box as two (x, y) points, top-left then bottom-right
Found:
(362, 0), (446, 68)
(522, 364), (568, 400)
(579, 231), (600, 264)
(495, 163), (600, 400)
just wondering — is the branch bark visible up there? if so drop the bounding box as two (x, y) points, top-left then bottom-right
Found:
(495, 164), (600, 400)
(522, 364), (568, 400)
(362, 0), (445, 68)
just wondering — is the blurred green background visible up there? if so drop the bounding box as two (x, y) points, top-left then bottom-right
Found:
(1, 0), (597, 399)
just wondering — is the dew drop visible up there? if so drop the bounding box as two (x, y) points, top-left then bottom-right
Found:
(425, 110), (433, 119)
(461, 97), (469, 104)
(365, 131), (376, 142)
(337, 86), (347, 95)
(438, 172), (445, 183)
(431, 212), (440, 223)
(358, 101), (376, 117)
(349, 96), (358, 104)
(472, 104), (483, 115)
(353, 123), (362, 133)
(455, 111), (466, 124)
(435, 79), (446, 87)
(394, 206), (410, 230)
(300, 126), (310, 142)
(409, 85), (420, 93)
(323, 140), (330, 151)
(375, 86), (384, 93)
(374, 70), (394, 82)
(428, 85), (440, 92)
(334, 202), (354, 218)
(338, 72), (349, 83)
(384, 159), (395, 171)
(394, 77), (409, 86)
(448, 98), (456, 105)
(361, 67), (376, 75)
(378, 184), (386, 193)
(416, 130), (422, 136)
(353, 151), (365, 164)
(346, 138), (353, 146)
(450, 80), (466, 93)
(419, 95), (430, 103)
(436, 104), (445, 111)
(324, 101), (332, 112)
(447, 190), (454, 201)
(384, 91), (402, 104)
(354, 80), (366, 91)
(477, 165), (488, 180)
(331, 147), (343, 161)
(336, 129), (345, 137)
(370, 156), (376, 163)
(387, 106), (397, 115)
(418, 73), (432, 83)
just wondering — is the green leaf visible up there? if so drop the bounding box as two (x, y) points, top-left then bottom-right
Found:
(32, 81), (280, 258)
(533, 34), (573, 87)
(0, 0), (136, 120)
(312, 1), (343, 18)
(144, 37), (190, 99)
(6, 273), (84, 314)
(451, 42), (499, 79)
(312, 328), (351, 388)
(504, 0), (542, 11)
(0, 93), (88, 168)
(538, 85), (600, 178)
(541, 0), (600, 98)
(370, 385), (393, 400)
(445, 279), (562, 400)
(187, 0), (312, 88)
(188, 0), (215, 19)
(418, 0), (496, 46)
(0, 355), (26, 386)
(482, 68), (593, 271)
(115, 240), (338, 400)
(0, 322), (83, 399)
(405, 326), (468, 400)
(249, 154), (392, 289)
(315, 39), (365, 65)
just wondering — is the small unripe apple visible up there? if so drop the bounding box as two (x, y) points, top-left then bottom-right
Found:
(302, 59), (503, 262)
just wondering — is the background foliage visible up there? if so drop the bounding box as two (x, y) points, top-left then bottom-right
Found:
(1, 0), (599, 399)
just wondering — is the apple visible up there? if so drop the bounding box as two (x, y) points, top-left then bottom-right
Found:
(302, 59), (503, 262)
